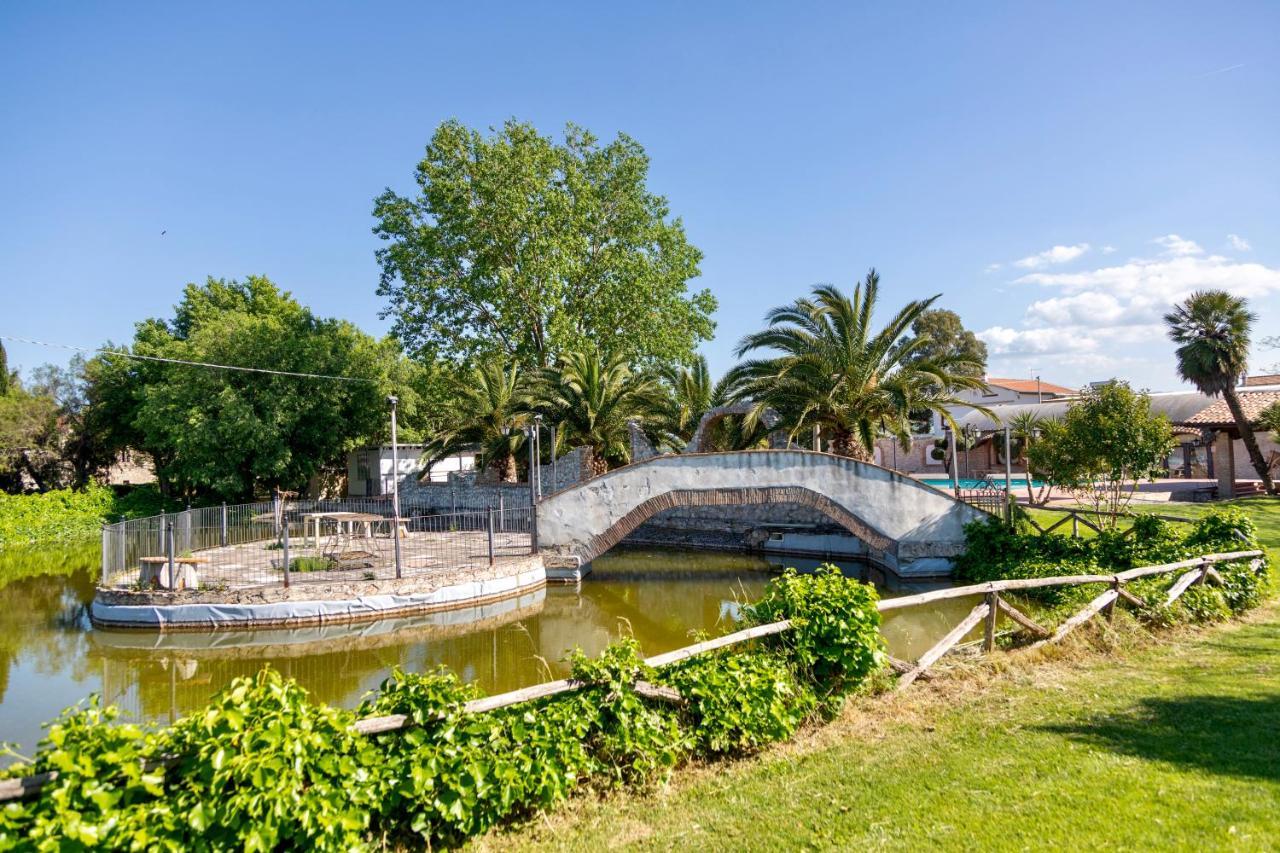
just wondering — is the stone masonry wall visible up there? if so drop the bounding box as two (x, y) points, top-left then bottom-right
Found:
(399, 446), (595, 513)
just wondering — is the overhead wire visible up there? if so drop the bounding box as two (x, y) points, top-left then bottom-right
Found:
(0, 334), (377, 384)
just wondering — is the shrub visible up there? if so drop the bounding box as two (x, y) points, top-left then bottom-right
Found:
(157, 668), (379, 851)
(746, 565), (885, 696)
(956, 507), (1270, 619)
(357, 668), (595, 845)
(0, 484), (115, 548)
(568, 638), (689, 785)
(662, 650), (815, 754)
(286, 555), (336, 573)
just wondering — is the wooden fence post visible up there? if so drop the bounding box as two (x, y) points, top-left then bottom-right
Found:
(983, 591), (998, 652)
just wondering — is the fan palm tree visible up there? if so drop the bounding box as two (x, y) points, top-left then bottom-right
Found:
(1164, 290), (1274, 493)
(538, 348), (669, 475)
(425, 359), (531, 482)
(723, 269), (990, 461)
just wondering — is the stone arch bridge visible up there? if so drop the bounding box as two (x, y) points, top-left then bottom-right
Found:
(536, 450), (991, 578)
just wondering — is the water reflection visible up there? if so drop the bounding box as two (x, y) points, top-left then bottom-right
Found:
(0, 544), (980, 761)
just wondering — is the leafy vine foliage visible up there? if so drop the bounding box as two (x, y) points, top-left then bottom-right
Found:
(0, 568), (881, 850)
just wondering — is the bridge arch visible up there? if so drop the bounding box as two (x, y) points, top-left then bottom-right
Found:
(536, 450), (991, 577)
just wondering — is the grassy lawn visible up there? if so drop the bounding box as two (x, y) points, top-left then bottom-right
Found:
(484, 497), (1280, 851)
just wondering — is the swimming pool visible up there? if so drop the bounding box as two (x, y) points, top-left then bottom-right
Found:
(919, 477), (1045, 490)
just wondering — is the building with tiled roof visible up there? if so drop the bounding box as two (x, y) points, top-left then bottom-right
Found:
(1185, 390), (1280, 428)
(1242, 374), (1280, 387)
(983, 377), (1077, 396)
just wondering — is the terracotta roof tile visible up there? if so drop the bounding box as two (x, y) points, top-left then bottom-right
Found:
(1185, 390), (1280, 427)
(984, 377), (1076, 396)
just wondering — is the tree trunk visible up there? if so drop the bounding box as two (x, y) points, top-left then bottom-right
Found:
(498, 453), (517, 483)
(587, 447), (609, 478)
(830, 431), (872, 462)
(1223, 389), (1275, 493)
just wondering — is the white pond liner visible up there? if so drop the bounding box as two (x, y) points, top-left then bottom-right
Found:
(91, 565), (547, 630)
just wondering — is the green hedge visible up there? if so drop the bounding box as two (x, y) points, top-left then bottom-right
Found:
(0, 485), (116, 549)
(0, 566), (885, 850)
(0, 484), (191, 550)
(955, 507), (1270, 619)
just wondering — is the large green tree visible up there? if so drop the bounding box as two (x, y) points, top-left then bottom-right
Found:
(724, 270), (989, 461)
(1164, 290), (1274, 493)
(1027, 382), (1175, 525)
(901, 309), (988, 377)
(85, 276), (423, 500)
(0, 341), (10, 395)
(373, 119), (715, 369)
(0, 382), (60, 492)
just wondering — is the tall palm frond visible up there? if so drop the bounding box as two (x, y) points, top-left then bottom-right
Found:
(537, 348), (669, 474)
(724, 269), (991, 461)
(425, 360), (531, 482)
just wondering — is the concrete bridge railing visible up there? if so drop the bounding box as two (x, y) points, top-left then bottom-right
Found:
(535, 450), (992, 577)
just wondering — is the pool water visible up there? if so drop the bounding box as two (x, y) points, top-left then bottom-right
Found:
(920, 477), (1045, 490)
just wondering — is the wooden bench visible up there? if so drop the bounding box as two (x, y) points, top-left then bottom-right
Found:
(138, 556), (208, 590)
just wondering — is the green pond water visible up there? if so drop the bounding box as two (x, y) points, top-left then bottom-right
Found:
(0, 544), (979, 761)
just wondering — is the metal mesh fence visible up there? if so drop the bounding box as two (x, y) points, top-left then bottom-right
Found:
(101, 499), (535, 591)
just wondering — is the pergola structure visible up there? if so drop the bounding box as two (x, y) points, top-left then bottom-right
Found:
(1184, 391), (1280, 498)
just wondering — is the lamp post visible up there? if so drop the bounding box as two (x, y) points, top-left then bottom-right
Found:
(946, 425), (958, 497)
(526, 424), (539, 553)
(388, 395), (403, 579)
(1004, 425), (1013, 523)
(534, 413), (543, 500)
(550, 424), (558, 491)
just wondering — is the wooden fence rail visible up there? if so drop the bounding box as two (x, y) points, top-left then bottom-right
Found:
(0, 549), (1262, 804)
(1023, 505), (1197, 538)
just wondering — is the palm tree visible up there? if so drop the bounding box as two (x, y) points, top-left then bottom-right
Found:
(655, 355), (719, 450)
(538, 348), (668, 475)
(1164, 290), (1274, 493)
(723, 269), (990, 461)
(1008, 410), (1045, 503)
(652, 355), (764, 452)
(425, 359), (530, 482)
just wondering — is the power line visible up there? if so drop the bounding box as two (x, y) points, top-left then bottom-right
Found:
(0, 334), (377, 384)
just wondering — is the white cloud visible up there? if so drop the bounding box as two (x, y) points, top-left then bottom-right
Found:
(1012, 243), (1091, 269)
(984, 262), (1002, 273)
(978, 325), (1100, 356)
(1153, 234), (1203, 256)
(1101, 245), (1117, 254)
(1228, 233), (1251, 251)
(984, 238), (1280, 386)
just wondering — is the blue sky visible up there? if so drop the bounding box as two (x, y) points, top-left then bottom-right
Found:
(2, 1), (1278, 391)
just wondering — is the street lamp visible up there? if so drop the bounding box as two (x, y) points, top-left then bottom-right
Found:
(533, 414), (543, 499)
(388, 395), (403, 579)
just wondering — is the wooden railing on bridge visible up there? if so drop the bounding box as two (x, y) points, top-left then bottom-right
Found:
(0, 549), (1262, 804)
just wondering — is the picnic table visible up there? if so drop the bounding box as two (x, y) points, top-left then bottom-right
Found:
(138, 555), (208, 590)
(299, 511), (392, 548)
